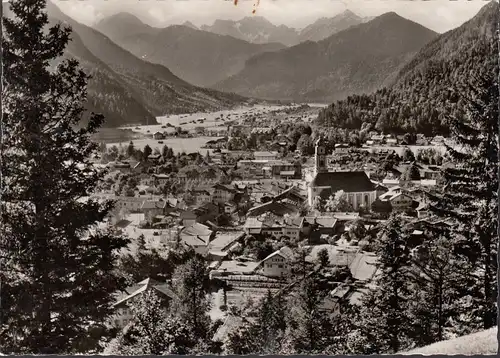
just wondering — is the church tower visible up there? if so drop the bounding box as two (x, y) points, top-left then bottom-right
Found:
(314, 136), (327, 177)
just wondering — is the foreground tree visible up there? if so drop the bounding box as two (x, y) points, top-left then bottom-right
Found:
(171, 254), (212, 344)
(108, 290), (195, 355)
(1, 0), (129, 353)
(428, 64), (498, 330)
(356, 216), (413, 353)
(226, 290), (287, 354)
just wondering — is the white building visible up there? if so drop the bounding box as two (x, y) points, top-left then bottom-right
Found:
(255, 246), (294, 277)
(308, 138), (379, 209)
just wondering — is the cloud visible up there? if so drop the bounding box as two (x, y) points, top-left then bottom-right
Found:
(52, 0), (488, 33)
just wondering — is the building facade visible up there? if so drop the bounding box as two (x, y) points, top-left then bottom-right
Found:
(308, 138), (379, 209)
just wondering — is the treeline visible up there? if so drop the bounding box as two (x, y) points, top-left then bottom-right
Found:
(86, 68), (156, 127)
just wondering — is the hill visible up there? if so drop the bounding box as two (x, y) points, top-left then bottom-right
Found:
(95, 14), (286, 87)
(401, 327), (497, 355)
(2, 2), (246, 127)
(298, 10), (363, 43)
(200, 16), (298, 46)
(214, 12), (437, 102)
(315, 1), (499, 136)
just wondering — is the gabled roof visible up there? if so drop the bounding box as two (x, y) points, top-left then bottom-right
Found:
(212, 183), (236, 193)
(114, 278), (176, 308)
(248, 201), (298, 217)
(181, 222), (213, 237)
(141, 200), (167, 210)
(254, 151), (279, 156)
(310, 171), (375, 192)
(303, 216), (337, 228)
(260, 246), (294, 264)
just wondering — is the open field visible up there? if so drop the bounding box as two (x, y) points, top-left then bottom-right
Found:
(120, 104), (290, 134)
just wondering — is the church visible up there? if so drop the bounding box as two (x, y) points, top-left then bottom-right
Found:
(307, 137), (379, 210)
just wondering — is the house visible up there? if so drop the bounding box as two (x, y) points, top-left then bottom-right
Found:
(274, 185), (307, 206)
(282, 216), (304, 240)
(141, 200), (168, 222)
(269, 160), (302, 180)
(334, 143), (350, 153)
(132, 161), (150, 174)
(247, 201), (299, 217)
(152, 174), (170, 187)
(179, 223), (214, 255)
(371, 134), (385, 144)
(386, 138), (398, 145)
(107, 162), (131, 173)
(243, 217), (265, 235)
(303, 216), (339, 237)
(212, 183), (237, 204)
(416, 201), (430, 218)
(253, 151), (279, 161)
(116, 196), (146, 213)
(379, 192), (414, 212)
(431, 136), (445, 145)
(420, 166), (441, 180)
(373, 182), (389, 197)
(147, 154), (161, 162)
(181, 202), (220, 226)
(153, 131), (165, 140)
(112, 278), (176, 328)
(177, 172), (188, 183)
(194, 202), (220, 222)
(189, 188), (212, 206)
(255, 246), (294, 278)
(224, 202), (237, 214)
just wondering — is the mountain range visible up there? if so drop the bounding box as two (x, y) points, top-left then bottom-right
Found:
(316, 1), (499, 135)
(95, 13), (286, 87)
(199, 10), (367, 46)
(3, 2), (247, 127)
(214, 12), (438, 102)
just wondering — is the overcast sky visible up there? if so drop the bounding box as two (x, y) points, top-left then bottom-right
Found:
(53, 0), (491, 33)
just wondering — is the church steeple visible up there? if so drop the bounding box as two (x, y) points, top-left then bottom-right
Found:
(314, 136), (327, 176)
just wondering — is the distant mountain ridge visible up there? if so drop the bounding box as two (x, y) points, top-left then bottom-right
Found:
(316, 1), (499, 135)
(95, 14), (286, 87)
(2, 2), (247, 127)
(214, 12), (438, 103)
(200, 10), (367, 46)
(298, 10), (364, 43)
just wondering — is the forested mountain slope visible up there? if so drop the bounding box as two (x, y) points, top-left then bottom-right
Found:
(95, 14), (285, 87)
(215, 13), (437, 103)
(5, 2), (246, 127)
(316, 1), (499, 136)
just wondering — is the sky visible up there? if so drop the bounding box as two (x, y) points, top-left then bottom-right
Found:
(53, 0), (491, 33)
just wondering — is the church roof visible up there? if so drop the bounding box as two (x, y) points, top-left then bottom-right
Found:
(310, 171), (375, 192)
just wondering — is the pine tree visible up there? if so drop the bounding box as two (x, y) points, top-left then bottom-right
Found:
(126, 141), (135, 158)
(284, 274), (333, 354)
(108, 290), (195, 355)
(407, 234), (476, 346)
(356, 215), (413, 353)
(161, 144), (169, 158)
(226, 290), (287, 354)
(427, 59), (498, 330)
(143, 144), (152, 160)
(1, 0), (129, 353)
(171, 254), (212, 342)
(402, 162), (421, 181)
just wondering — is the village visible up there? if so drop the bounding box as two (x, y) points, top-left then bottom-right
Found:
(90, 109), (452, 346)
